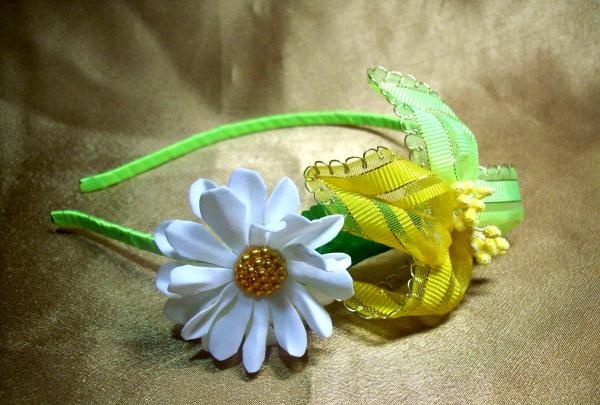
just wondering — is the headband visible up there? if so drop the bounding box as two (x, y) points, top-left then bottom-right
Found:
(51, 67), (523, 373)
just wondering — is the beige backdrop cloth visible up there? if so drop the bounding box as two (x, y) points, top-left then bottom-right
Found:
(1, 1), (599, 404)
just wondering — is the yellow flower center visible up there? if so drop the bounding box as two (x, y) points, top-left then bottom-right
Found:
(234, 246), (288, 297)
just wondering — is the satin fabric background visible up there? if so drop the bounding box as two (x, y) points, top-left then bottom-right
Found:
(1, 1), (599, 404)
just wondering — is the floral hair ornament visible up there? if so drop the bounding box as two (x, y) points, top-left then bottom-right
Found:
(51, 67), (523, 372)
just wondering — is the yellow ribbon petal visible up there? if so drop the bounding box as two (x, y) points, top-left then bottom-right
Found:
(344, 231), (473, 318)
(305, 147), (454, 266)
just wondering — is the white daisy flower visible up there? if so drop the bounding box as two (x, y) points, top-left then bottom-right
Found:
(154, 168), (354, 372)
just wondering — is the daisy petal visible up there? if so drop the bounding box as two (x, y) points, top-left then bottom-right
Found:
(269, 214), (344, 250)
(267, 215), (309, 249)
(156, 262), (179, 297)
(181, 283), (238, 340)
(249, 222), (286, 246)
(257, 221), (287, 232)
(168, 265), (233, 295)
(285, 282), (333, 338)
(249, 225), (267, 246)
(228, 168), (267, 226)
(288, 260), (354, 300)
(164, 290), (220, 324)
(283, 244), (327, 270)
(208, 293), (253, 361)
(284, 282), (333, 338)
(242, 299), (270, 373)
(164, 220), (237, 267)
(323, 252), (352, 269)
(154, 220), (181, 259)
(269, 294), (307, 357)
(305, 287), (335, 306)
(200, 186), (249, 254)
(265, 177), (300, 224)
(189, 178), (218, 219)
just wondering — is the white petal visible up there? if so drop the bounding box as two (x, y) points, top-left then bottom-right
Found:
(227, 168), (267, 226)
(249, 225), (267, 246)
(267, 215), (308, 249)
(154, 220), (181, 259)
(181, 283), (238, 340)
(156, 262), (179, 298)
(208, 294), (254, 361)
(269, 214), (344, 250)
(322, 252), (352, 269)
(284, 282), (333, 338)
(283, 244), (327, 270)
(249, 221), (286, 246)
(189, 178), (218, 219)
(200, 186), (249, 253)
(305, 287), (335, 306)
(257, 221), (287, 232)
(164, 220), (237, 267)
(164, 290), (220, 324)
(269, 294), (307, 357)
(264, 177), (300, 224)
(302, 215), (344, 249)
(168, 265), (233, 295)
(242, 299), (270, 373)
(288, 260), (354, 300)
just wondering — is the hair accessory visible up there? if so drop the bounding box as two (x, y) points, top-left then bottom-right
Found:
(51, 67), (523, 372)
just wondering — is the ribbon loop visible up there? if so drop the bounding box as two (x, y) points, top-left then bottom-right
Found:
(476, 165), (524, 234)
(368, 66), (480, 182)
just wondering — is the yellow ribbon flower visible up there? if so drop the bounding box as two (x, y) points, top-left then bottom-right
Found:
(301, 67), (523, 320)
(305, 147), (479, 318)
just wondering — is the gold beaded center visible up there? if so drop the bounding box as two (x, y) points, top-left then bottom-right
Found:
(234, 246), (287, 297)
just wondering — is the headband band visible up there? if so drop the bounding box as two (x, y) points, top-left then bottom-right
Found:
(50, 111), (405, 257)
